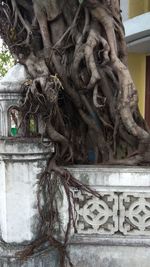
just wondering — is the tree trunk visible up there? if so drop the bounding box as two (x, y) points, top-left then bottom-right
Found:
(0, 1), (150, 164)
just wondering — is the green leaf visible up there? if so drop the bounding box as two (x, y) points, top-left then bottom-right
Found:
(0, 44), (14, 78)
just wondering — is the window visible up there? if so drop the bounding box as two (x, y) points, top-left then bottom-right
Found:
(8, 107), (39, 137)
(27, 114), (38, 137)
(8, 107), (21, 137)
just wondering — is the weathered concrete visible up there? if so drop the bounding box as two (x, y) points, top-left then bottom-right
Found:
(68, 166), (150, 236)
(0, 244), (59, 267)
(67, 166), (150, 267)
(68, 244), (150, 267)
(0, 139), (53, 243)
(1, 164), (150, 266)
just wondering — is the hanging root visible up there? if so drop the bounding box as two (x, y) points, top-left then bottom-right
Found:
(84, 26), (102, 89)
(17, 157), (101, 267)
(11, 0), (32, 45)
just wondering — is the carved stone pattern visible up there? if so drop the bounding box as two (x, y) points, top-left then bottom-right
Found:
(73, 191), (118, 234)
(73, 191), (150, 236)
(119, 192), (150, 235)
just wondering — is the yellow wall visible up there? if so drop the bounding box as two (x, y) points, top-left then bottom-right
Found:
(128, 54), (146, 115)
(129, 0), (150, 18)
(128, 0), (150, 116)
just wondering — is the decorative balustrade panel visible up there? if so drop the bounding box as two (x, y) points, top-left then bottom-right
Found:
(119, 193), (150, 235)
(73, 190), (150, 236)
(73, 190), (118, 234)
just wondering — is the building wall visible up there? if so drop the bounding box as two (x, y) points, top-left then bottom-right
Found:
(129, 0), (150, 18)
(127, 0), (150, 116)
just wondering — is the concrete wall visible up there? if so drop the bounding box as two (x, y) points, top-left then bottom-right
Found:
(1, 165), (150, 266)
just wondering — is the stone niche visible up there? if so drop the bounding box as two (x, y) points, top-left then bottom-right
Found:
(0, 64), (29, 137)
(0, 63), (45, 138)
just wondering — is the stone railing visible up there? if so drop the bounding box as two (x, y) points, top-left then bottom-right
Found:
(69, 166), (150, 236)
(67, 166), (150, 267)
(1, 164), (150, 267)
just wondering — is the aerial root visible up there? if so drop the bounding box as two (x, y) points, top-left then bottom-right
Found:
(17, 157), (101, 267)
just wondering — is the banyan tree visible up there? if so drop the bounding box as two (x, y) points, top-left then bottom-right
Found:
(0, 0), (150, 266)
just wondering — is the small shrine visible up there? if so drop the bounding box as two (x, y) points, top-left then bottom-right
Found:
(0, 64), (53, 244)
(0, 64), (27, 137)
(0, 64), (45, 138)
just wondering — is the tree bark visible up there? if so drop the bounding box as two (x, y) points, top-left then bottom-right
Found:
(0, 0), (149, 164)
